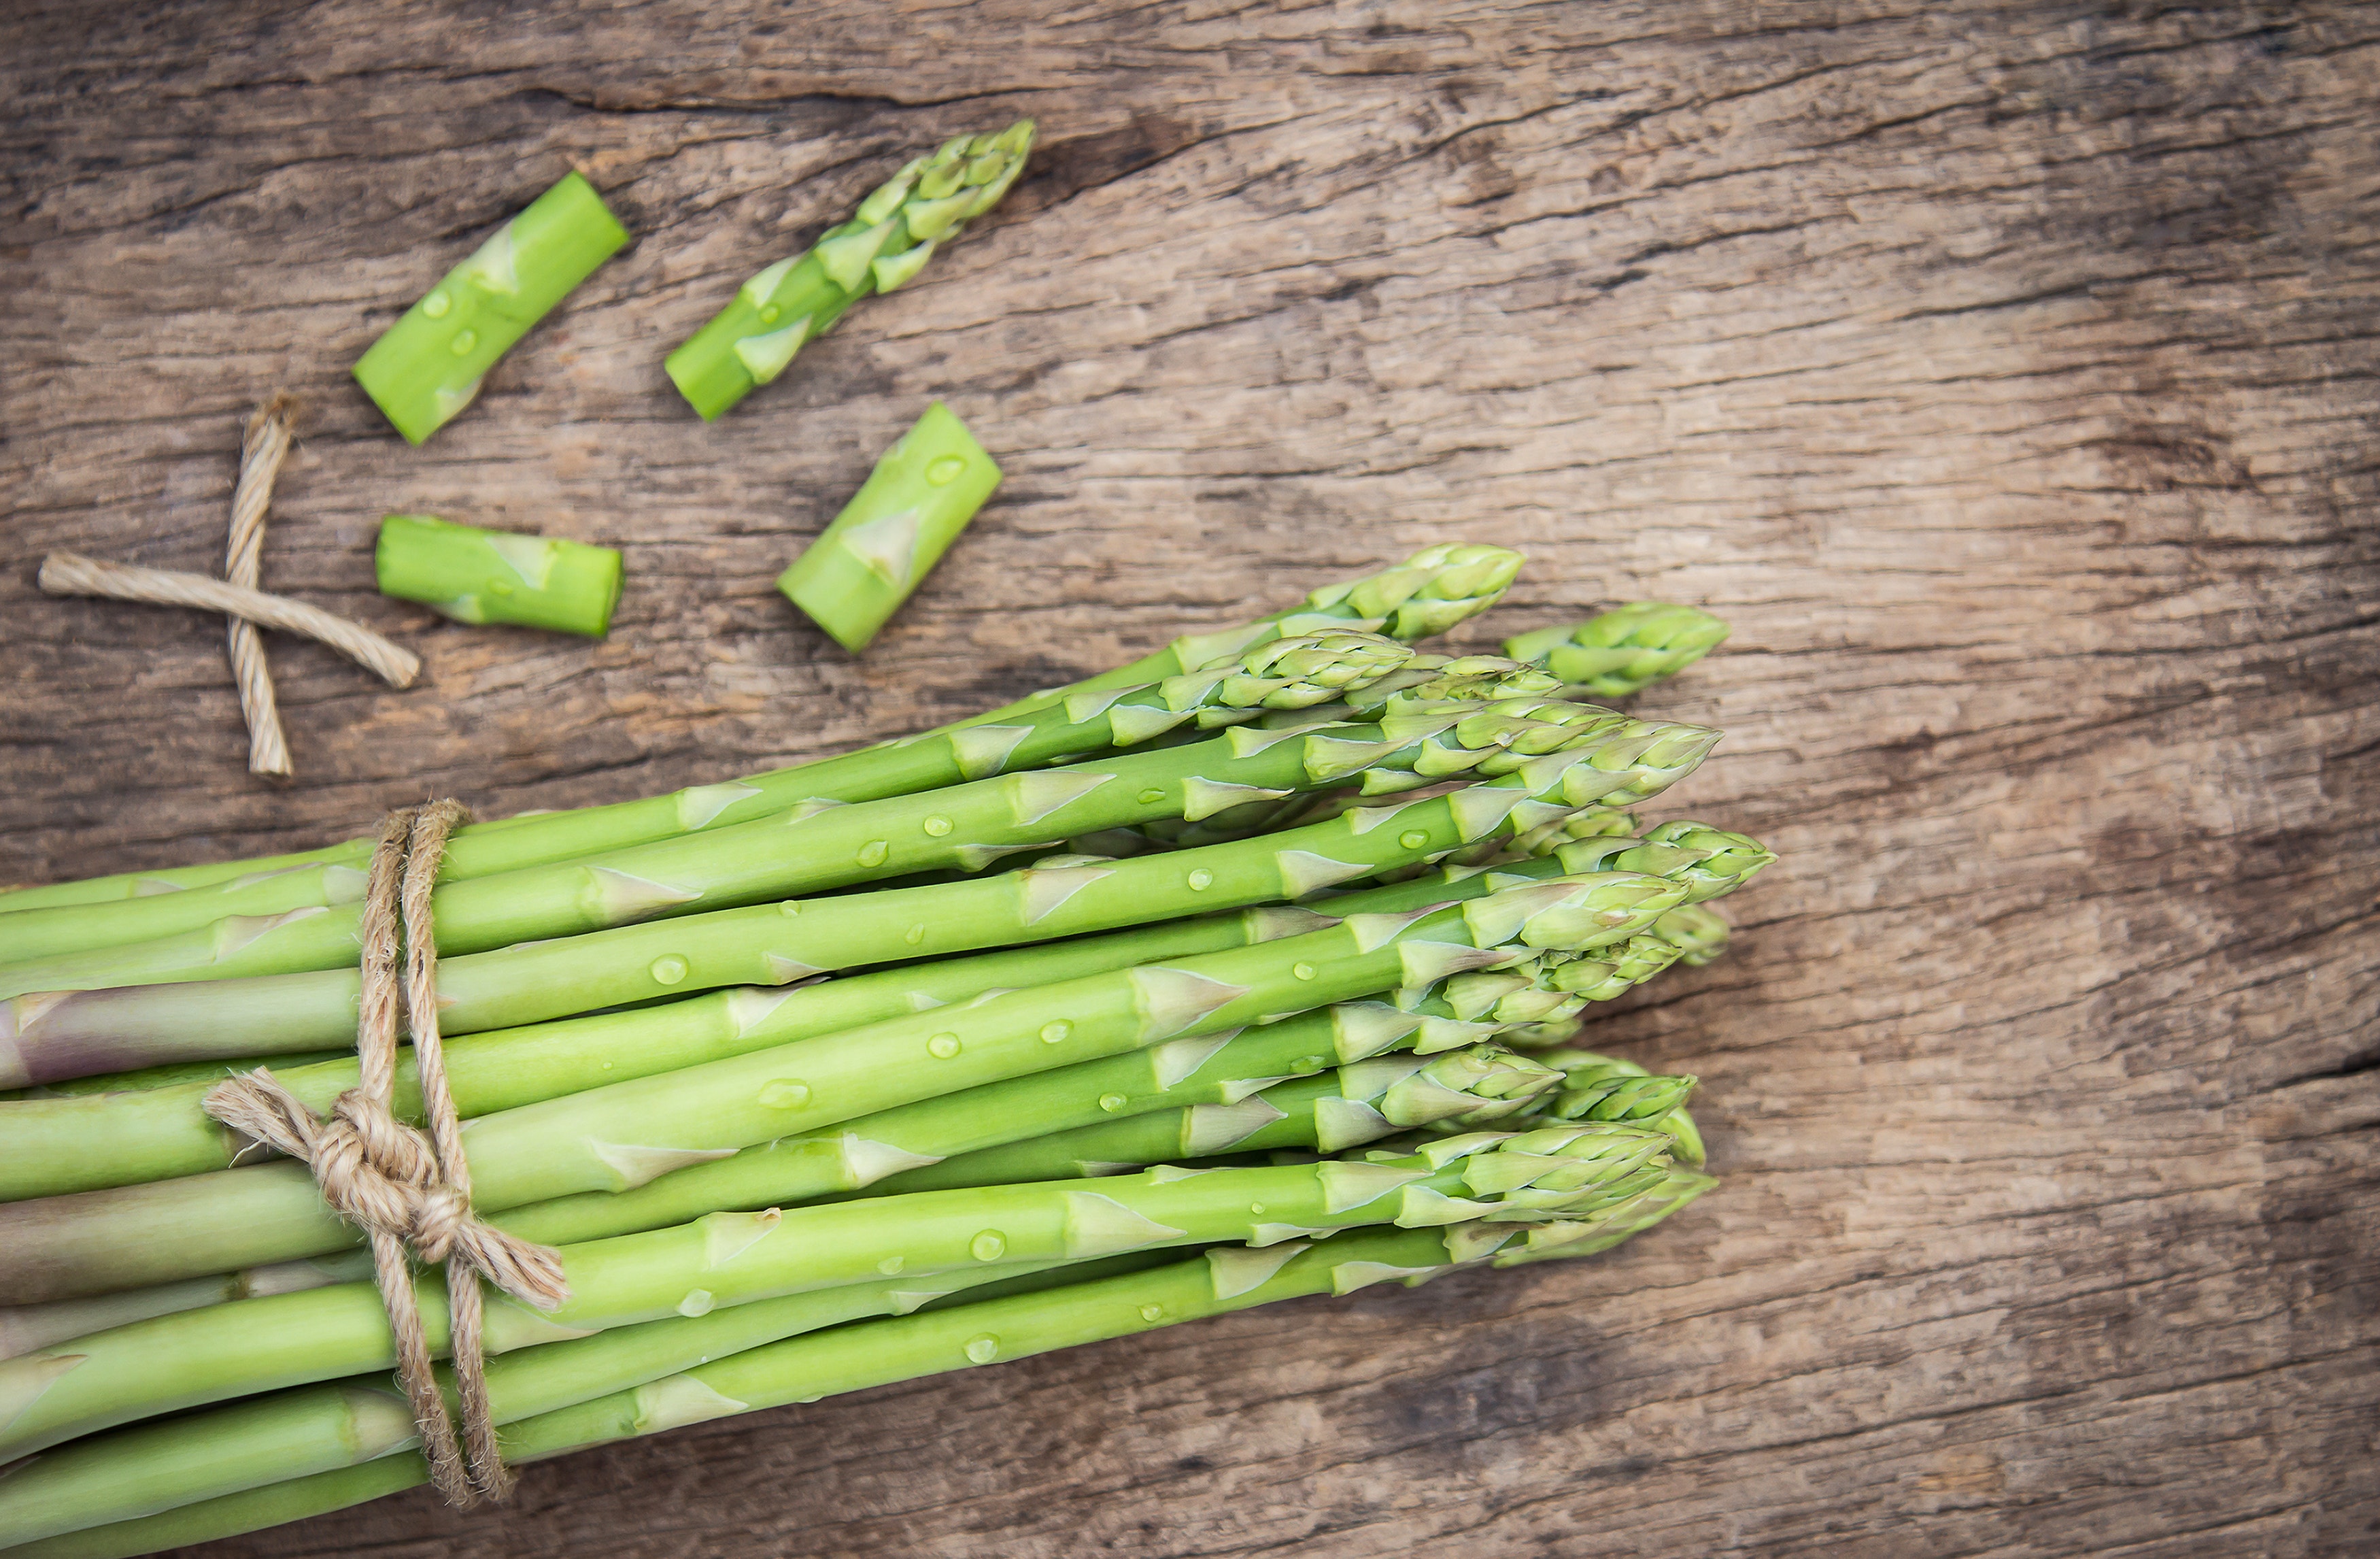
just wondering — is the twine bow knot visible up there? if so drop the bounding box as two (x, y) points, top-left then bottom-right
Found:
(203, 800), (567, 1507)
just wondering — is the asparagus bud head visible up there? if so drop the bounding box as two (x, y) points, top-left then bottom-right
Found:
(1650, 903), (1732, 965)
(1503, 603), (1731, 699)
(1530, 1050), (1707, 1165)
(1307, 543), (1525, 641)
(1163, 630), (1416, 721)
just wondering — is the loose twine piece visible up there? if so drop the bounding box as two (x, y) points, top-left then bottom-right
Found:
(225, 395), (300, 775)
(36, 395), (422, 775)
(204, 802), (568, 1507)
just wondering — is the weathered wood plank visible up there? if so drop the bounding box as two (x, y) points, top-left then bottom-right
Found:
(2, 0), (2375, 1555)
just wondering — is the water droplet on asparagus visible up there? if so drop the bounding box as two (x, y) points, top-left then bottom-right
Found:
(923, 814), (953, 836)
(970, 1230), (1006, 1261)
(928, 1033), (962, 1059)
(904, 923), (926, 945)
(421, 289), (452, 318)
(1099, 1092), (1127, 1112)
(450, 328), (478, 354)
(1399, 829), (1430, 848)
(857, 840), (890, 867)
(1293, 962), (1317, 980)
(1187, 869), (1213, 890)
(1138, 787), (1166, 804)
(965, 1334), (1000, 1363)
(877, 1256), (904, 1275)
(1040, 1020), (1072, 1044)
(758, 1078), (811, 1109)
(1139, 1303), (1164, 1322)
(759, 305), (780, 324)
(678, 1289), (715, 1317)
(649, 955), (689, 985)
(924, 454), (967, 486)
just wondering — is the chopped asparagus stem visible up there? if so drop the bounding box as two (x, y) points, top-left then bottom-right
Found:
(777, 403), (1002, 652)
(374, 515), (624, 638)
(352, 172), (629, 445)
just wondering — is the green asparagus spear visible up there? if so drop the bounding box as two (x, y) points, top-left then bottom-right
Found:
(0, 811), (1766, 1207)
(0, 700), (1716, 1082)
(871, 1045), (1592, 1192)
(1503, 603), (1731, 700)
(0, 1116), (1678, 1464)
(0, 948), (1665, 1356)
(0, 1250), (1132, 1546)
(0, 544), (1519, 932)
(0, 625), (1412, 971)
(667, 123), (1033, 421)
(373, 515), (624, 637)
(352, 172), (629, 445)
(778, 403), (1002, 652)
(11, 1181), (1731, 1559)
(0, 870), (1689, 1307)
(9, 1218), (1592, 1556)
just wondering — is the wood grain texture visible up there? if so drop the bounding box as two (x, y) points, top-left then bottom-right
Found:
(4, 0), (2377, 1554)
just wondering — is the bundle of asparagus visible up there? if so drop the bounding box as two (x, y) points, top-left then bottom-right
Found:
(0, 546), (1763, 1556)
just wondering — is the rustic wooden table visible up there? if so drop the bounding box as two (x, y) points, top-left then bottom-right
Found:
(6, 2), (2377, 1554)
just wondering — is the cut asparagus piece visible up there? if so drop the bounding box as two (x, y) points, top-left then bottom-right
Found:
(0, 1118), (1678, 1462)
(0, 871), (1690, 1307)
(374, 515), (624, 637)
(667, 122), (1033, 420)
(0, 811), (1768, 1201)
(0, 544), (1519, 931)
(1503, 603), (1731, 699)
(352, 171), (629, 445)
(778, 403), (1001, 652)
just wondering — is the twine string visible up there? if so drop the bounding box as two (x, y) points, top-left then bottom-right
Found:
(225, 395), (301, 777)
(37, 552), (420, 688)
(204, 801), (564, 1507)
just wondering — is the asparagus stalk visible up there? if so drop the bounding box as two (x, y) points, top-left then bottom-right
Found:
(0, 870), (1690, 1306)
(0, 1116), (1680, 1463)
(2, 647), (1439, 992)
(0, 952), (1632, 1356)
(1503, 603), (1731, 700)
(0, 1251), (1134, 1546)
(12, 1222), (1603, 1557)
(0, 828), (1766, 1364)
(0, 811), (1765, 1211)
(666, 123), (1034, 421)
(955, 541), (1526, 728)
(0, 701), (1717, 1088)
(0, 1252), (368, 1364)
(777, 403), (1002, 652)
(373, 515), (624, 638)
(352, 171), (630, 445)
(0, 543), (1520, 930)
(8, 643), (1620, 996)
(493, 988), (1546, 1247)
(870, 1045), (1646, 1193)
(0, 626), (1408, 971)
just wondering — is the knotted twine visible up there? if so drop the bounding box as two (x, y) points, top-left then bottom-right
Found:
(203, 801), (568, 1506)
